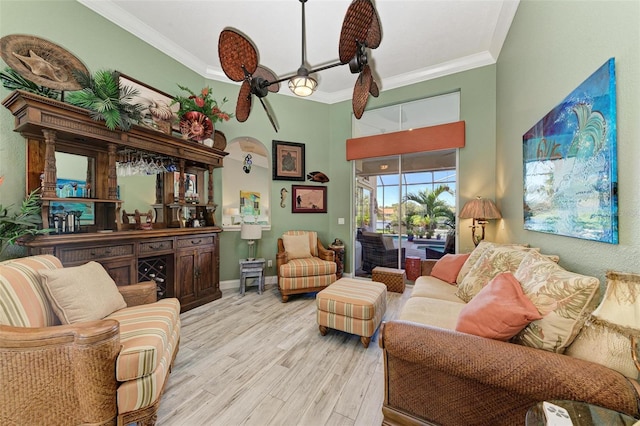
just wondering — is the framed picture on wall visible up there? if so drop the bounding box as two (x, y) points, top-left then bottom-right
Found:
(292, 185), (327, 213)
(117, 72), (180, 133)
(240, 190), (260, 217)
(273, 140), (305, 181)
(522, 58), (618, 244)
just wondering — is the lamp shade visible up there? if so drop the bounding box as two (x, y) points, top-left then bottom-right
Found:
(240, 223), (262, 240)
(459, 197), (502, 220)
(288, 67), (317, 97)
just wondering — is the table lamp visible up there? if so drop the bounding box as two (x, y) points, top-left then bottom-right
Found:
(241, 223), (262, 260)
(459, 196), (502, 246)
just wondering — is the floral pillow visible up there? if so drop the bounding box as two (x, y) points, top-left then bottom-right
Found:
(455, 245), (534, 303)
(513, 250), (600, 353)
(455, 241), (530, 285)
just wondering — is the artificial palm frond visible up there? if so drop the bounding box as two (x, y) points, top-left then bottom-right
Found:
(66, 69), (145, 131)
(0, 67), (60, 99)
(0, 188), (51, 253)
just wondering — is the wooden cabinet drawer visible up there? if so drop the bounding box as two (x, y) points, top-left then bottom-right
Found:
(176, 235), (214, 248)
(58, 244), (135, 263)
(139, 239), (174, 254)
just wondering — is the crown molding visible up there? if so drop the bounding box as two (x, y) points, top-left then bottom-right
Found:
(77, 0), (209, 76)
(77, 0), (518, 105)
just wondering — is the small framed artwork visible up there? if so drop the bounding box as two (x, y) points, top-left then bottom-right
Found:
(292, 185), (327, 213)
(117, 72), (180, 132)
(240, 190), (260, 216)
(273, 140), (305, 181)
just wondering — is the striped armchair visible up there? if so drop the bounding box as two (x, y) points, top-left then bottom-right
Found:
(277, 231), (337, 302)
(0, 255), (180, 426)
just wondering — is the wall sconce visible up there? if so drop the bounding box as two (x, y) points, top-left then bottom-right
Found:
(459, 196), (502, 246)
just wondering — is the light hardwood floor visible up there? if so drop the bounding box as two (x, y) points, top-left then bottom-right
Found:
(156, 281), (412, 426)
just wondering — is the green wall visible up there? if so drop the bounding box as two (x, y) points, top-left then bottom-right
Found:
(0, 0), (498, 283)
(0, 0), (333, 281)
(496, 0), (640, 281)
(2, 1), (637, 289)
(329, 66), (498, 260)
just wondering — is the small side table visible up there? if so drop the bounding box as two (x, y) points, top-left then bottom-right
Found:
(405, 256), (421, 281)
(239, 258), (266, 296)
(329, 245), (345, 279)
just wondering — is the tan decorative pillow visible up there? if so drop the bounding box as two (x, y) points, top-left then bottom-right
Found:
(455, 241), (529, 285)
(40, 261), (126, 324)
(455, 245), (534, 303)
(282, 234), (313, 259)
(513, 251), (600, 353)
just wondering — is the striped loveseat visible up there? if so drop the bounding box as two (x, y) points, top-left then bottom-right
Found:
(0, 255), (180, 425)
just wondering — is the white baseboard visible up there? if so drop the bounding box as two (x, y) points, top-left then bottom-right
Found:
(220, 274), (278, 292)
(220, 273), (352, 292)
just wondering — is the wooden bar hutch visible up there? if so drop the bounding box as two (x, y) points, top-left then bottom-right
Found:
(2, 90), (228, 312)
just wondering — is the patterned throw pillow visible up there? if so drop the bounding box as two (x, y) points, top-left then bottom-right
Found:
(455, 241), (530, 285)
(513, 251), (600, 353)
(455, 245), (534, 303)
(565, 271), (640, 379)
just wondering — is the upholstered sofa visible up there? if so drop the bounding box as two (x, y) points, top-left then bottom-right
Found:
(358, 231), (406, 272)
(277, 230), (337, 302)
(380, 242), (640, 425)
(0, 255), (180, 425)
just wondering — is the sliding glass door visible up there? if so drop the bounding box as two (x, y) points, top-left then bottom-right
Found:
(354, 151), (456, 278)
(351, 92), (461, 279)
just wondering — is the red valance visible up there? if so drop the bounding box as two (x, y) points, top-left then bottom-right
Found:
(346, 120), (465, 160)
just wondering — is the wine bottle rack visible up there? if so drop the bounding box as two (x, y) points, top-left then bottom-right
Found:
(138, 256), (168, 299)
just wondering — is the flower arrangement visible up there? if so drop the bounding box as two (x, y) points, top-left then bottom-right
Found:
(172, 85), (233, 124)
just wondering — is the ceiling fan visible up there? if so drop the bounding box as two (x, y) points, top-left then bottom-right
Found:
(218, 0), (382, 132)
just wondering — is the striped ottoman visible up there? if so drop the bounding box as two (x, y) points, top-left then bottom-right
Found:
(316, 278), (387, 348)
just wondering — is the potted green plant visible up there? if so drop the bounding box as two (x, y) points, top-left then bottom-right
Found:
(172, 85), (232, 141)
(0, 179), (51, 257)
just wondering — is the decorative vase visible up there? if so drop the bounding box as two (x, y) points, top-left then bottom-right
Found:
(179, 111), (213, 142)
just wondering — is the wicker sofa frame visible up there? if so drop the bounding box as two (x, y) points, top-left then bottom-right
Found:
(0, 258), (178, 426)
(379, 260), (640, 425)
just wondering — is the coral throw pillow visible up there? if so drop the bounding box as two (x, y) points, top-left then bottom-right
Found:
(430, 253), (470, 284)
(456, 272), (542, 341)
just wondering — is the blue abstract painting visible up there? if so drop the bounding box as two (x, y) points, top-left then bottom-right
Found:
(523, 58), (618, 244)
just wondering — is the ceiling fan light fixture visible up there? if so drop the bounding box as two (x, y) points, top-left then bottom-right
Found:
(288, 67), (317, 97)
